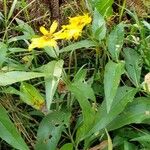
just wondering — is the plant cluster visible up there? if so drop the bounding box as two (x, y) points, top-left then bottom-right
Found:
(0, 0), (150, 150)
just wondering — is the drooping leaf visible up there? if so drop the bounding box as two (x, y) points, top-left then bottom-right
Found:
(92, 9), (106, 41)
(0, 71), (45, 86)
(124, 48), (142, 86)
(35, 111), (71, 150)
(104, 60), (124, 113)
(38, 60), (64, 110)
(20, 82), (45, 110)
(107, 23), (124, 61)
(0, 105), (29, 150)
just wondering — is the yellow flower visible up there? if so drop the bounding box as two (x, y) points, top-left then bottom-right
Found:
(55, 14), (92, 40)
(28, 21), (58, 51)
(68, 13), (92, 27)
(28, 14), (92, 50)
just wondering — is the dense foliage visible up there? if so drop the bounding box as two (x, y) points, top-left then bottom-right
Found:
(0, 0), (150, 149)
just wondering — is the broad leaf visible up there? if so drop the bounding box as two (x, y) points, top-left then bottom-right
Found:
(38, 60), (64, 110)
(104, 61), (124, 113)
(107, 97), (150, 131)
(92, 9), (106, 41)
(124, 48), (142, 87)
(0, 105), (29, 150)
(88, 86), (137, 137)
(0, 71), (45, 86)
(68, 81), (95, 142)
(95, 0), (114, 17)
(35, 111), (71, 150)
(107, 23), (124, 61)
(20, 82), (45, 110)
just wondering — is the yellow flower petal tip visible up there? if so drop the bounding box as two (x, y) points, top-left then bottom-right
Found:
(50, 20), (58, 34)
(40, 26), (49, 35)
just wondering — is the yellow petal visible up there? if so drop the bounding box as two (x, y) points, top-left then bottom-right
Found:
(28, 36), (57, 50)
(40, 26), (49, 35)
(50, 21), (58, 34)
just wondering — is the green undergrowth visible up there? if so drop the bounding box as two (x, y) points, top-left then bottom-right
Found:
(0, 0), (150, 150)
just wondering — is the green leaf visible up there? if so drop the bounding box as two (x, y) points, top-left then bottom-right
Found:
(60, 143), (73, 150)
(143, 21), (150, 30)
(68, 81), (95, 142)
(8, 35), (31, 43)
(0, 71), (45, 86)
(69, 81), (96, 103)
(95, 0), (114, 17)
(35, 111), (71, 150)
(44, 46), (59, 58)
(89, 86), (137, 137)
(104, 61), (124, 113)
(73, 67), (87, 83)
(0, 105), (29, 150)
(107, 23), (124, 61)
(39, 60), (64, 110)
(108, 97), (150, 131)
(20, 82), (45, 110)
(59, 40), (96, 53)
(124, 141), (137, 150)
(0, 42), (8, 67)
(131, 135), (150, 142)
(7, 0), (17, 20)
(0, 12), (4, 21)
(92, 9), (106, 41)
(8, 47), (27, 53)
(15, 18), (35, 36)
(124, 48), (142, 87)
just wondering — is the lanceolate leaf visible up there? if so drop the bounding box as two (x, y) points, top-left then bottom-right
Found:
(124, 48), (142, 87)
(0, 71), (45, 86)
(0, 105), (29, 150)
(40, 60), (64, 110)
(107, 23), (124, 61)
(107, 97), (150, 131)
(0, 42), (8, 67)
(104, 60), (124, 113)
(68, 81), (95, 142)
(92, 9), (106, 41)
(88, 86), (137, 137)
